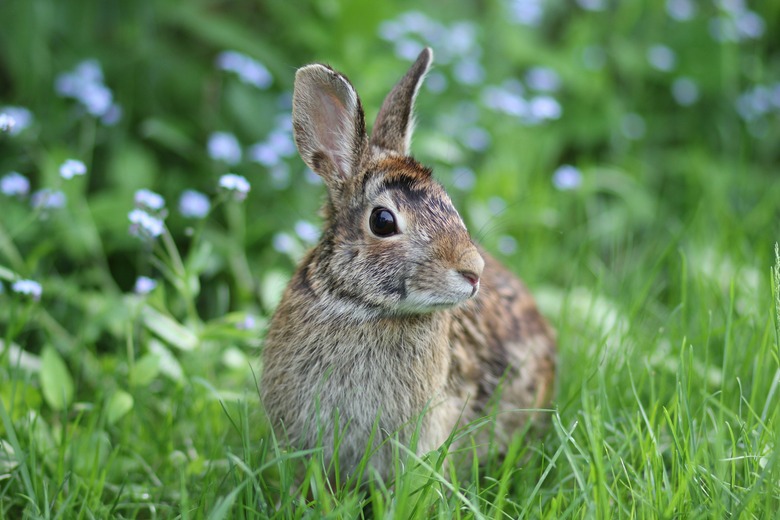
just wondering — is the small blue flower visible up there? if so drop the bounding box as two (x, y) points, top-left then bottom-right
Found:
(294, 220), (320, 244)
(508, 0), (544, 26)
(216, 51), (272, 89)
(647, 45), (676, 72)
(59, 159), (87, 180)
(671, 77), (700, 106)
(134, 276), (158, 295)
(134, 188), (165, 211)
(552, 165), (582, 191)
(31, 189), (66, 209)
(12, 279), (42, 300)
(452, 166), (476, 191)
(0, 113), (15, 133)
(236, 314), (257, 330)
(525, 67), (561, 92)
(497, 235), (518, 255)
(272, 232), (296, 254)
(0, 107), (32, 136)
(208, 132), (242, 165)
(527, 96), (562, 122)
(179, 190), (211, 218)
(666, 0), (695, 21)
(55, 60), (119, 120)
(128, 208), (165, 239)
(219, 173), (250, 200)
(1, 172), (30, 196)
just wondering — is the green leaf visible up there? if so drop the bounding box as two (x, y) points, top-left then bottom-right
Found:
(106, 390), (134, 425)
(142, 305), (198, 351)
(40, 347), (74, 411)
(129, 353), (162, 387)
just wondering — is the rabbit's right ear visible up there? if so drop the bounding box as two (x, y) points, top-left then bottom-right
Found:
(292, 64), (367, 186)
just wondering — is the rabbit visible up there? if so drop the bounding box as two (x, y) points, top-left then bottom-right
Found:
(261, 47), (556, 482)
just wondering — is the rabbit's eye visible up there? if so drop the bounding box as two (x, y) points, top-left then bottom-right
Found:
(369, 208), (398, 237)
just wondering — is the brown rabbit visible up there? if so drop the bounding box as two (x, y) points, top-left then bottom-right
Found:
(261, 48), (556, 481)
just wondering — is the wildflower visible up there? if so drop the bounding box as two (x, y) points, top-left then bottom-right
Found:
(179, 190), (211, 218)
(498, 235), (518, 255)
(272, 232), (296, 254)
(528, 96), (562, 122)
(453, 58), (485, 86)
(59, 159), (87, 180)
(426, 71), (448, 93)
(55, 60), (119, 121)
(0, 113), (15, 133)
(671, 77), (700, 106)
(134, 276), (158, 295)
(128, 208), (165, 239)
(219, 173), (250, 200)
(134, 188), (165, 211)
(216, 51), (272, 89)
(269, 163), (291, 190)
(31, 189), (66, 209)
(508, 0), (544, 26)
(248, 142), (280, 167)
(395, 39), (425, 61)
(452, 166), (476, 191)
(12, 279), (42, 301)
(488, 196), (507, 215)
(459, 127), (491, 152)
(525, 67), (561, 92)
(0, 107), (32, 135)
(236, 314), (257, 330)
(647, 45), (676, 72)
(666, 0), (695, 21)
(294, 220), (320, 244)
(1, 172), (30, 196)
(208, 132), (242, 165)
(552, 165), (582, 191)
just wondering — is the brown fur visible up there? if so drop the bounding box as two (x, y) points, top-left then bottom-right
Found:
(260, 48), (556, 482)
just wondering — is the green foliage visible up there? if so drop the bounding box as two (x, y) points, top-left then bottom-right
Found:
(1, 0), (779, 518)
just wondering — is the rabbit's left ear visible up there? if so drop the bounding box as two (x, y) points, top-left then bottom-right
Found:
(370, 48), (433, 155)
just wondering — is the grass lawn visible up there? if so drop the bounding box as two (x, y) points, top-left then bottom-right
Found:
(1, 0), (779, 517)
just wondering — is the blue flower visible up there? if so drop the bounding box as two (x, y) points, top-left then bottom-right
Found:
(219, 173), (250, 200)
(671, 78), (700, 106)
(0, 113), (15, 133)
(59, 159), (87, 180)
(1, 172), (30, 196)
(272, 232), (296, 254)
(133, 276), (158, 295)
(179, 190), (211, 219)
(647, 45), (677, 72)
(208, 132), (242, 165)
(0, 106), (32, 136)
(12, 279), (42, 300)
(134, 188), (166, 211)
(294, 220), (320, 244)
(31, 189), (66, 209)
(552, 165), (582, 191)
(55, 60), (120, 121)
(128, 208), (165, 239)
(216, 51), (272, 89)
(525, 67), (561, 92)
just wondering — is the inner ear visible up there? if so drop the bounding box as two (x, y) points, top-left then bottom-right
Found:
(370, 48), (433, 155)
(292, 64), (367, 184)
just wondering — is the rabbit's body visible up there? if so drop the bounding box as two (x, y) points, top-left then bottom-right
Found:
(261, 49), (556, 480)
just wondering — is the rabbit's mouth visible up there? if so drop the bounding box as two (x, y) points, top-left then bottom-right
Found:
(395, 269), (480, 313)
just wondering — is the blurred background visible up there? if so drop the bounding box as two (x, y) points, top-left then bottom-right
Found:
(1, 0), (779, 515)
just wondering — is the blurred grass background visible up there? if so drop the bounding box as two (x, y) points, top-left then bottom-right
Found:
(1, 0), (779, 517)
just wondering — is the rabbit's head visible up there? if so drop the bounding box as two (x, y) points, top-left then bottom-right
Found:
(292, 48), (484, 316)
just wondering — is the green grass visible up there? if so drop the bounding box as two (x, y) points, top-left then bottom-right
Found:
(1, 0), (779, 517)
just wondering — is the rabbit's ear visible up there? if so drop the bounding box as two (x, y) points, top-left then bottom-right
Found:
(292, 64), (367, 184)
(370, 48), (433, 155)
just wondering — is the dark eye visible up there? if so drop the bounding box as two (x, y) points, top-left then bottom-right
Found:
(369, 207), (398, 237)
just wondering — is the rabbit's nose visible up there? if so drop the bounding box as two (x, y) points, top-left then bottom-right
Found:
(459, 270), (480, 287)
